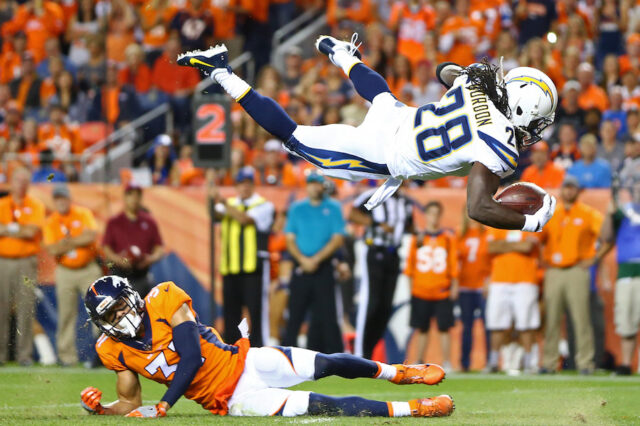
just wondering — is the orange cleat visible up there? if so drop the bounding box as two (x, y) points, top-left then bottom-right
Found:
(408, 395), (455, 417)
(390, 363), (445, 385)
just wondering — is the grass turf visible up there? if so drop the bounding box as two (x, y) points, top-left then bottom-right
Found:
(0, 366), (639, 425)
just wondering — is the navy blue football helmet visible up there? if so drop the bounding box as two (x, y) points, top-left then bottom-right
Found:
(84, 276), (145, 340)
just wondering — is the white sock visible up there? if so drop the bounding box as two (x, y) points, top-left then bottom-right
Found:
(332, 50), (362, 76)
(211, 69), (251, 101)
(390, 401), (411, 417)
(375, 362), (397, 380)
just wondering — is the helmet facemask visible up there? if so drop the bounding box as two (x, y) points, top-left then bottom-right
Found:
(89, 287), (144, 341)
(519, 114), (555, 147)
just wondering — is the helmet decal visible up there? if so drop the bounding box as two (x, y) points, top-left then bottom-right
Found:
(506, 75), (555, 107)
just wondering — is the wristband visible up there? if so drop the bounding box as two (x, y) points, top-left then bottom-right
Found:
(522, 215), (540, 232)
(7, 222), (19, 234)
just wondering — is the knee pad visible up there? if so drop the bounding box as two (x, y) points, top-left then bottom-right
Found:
(252, 347), (283, 375)
(282, 391), (310, 417)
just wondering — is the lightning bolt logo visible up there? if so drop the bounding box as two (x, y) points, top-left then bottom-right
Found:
(307, 154), (366, 170)
(508, 76), (555, 106)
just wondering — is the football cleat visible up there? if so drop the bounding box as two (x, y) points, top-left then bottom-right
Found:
(315, 33), (362, 66)
(390, 363), (446, 385)
(409, 395), (455, 417)
(176, 44), (231, 75)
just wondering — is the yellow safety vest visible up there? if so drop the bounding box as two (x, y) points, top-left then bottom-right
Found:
(220, 195), (267, 275)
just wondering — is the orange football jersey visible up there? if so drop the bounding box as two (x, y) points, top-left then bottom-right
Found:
(404, 230), (458, 301)
(485, 229), (541, 284)
(457, 227), (490, 290)
(96, 281), (249, 415)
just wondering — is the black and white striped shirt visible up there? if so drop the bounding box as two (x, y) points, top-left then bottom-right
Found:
(353, 189), (414, 248)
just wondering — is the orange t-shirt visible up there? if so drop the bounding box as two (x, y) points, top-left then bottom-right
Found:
(151, 54), (200, 95)
(118, 65), (152, 93)
(0, 194), (45, 258)
(139, 0), (178, 49)
(486, 228), (540, 284)
(38, 123), (84, 155)
(520, 162), (565, 189)
(211, 0), (236, 39)
(405, 230), (458, 300)
(0, 51), (21, 84)
(388, 4), (435, 66)
(327, 0), (373, 26)
(96, 281), (249, 415)
(457, 227), (490, 290)
(542, 201), (602, 268)
(439, 15), (484, 66)
(43, 204), (98, 269)
(578, 84), (609, 112)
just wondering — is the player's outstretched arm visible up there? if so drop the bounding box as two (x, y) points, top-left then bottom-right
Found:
(126, 303), (202, 418)
(466, 162), (555, 232)
(81, 370), (142, 415)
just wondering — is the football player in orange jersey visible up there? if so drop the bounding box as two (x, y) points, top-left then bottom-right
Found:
(80, 276), (454, 418)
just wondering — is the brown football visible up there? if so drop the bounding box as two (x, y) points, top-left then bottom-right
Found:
(494, 182), (546, 215)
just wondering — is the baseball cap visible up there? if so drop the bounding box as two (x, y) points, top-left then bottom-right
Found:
(155, 134), (172, 147)
(124, 183), (143, 193)
(531, 141), (549, 152)
(562, 174), (581, 188)
(235, 166), (255, 183)
(563, 80), (581, 93)
(306, 171), (325, 184)
(52, 184), (70, 198)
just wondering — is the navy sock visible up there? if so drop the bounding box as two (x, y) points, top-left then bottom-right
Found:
(348, 63), (392, 103)
(238, 89), (297, 141)
(308, 393), (390, 417)
(314, 353), (378, 380)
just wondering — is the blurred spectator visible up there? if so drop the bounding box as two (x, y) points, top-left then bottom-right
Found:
(583, 107), (603, 138)
(283, 172), (346, 353)
(57, 71), (85, 123)
(513, 0), (557, 46)
(567, 134), (612, 188)
(139, 0), (177, 65)
(493, 30), (520, 73)
(577, 63), (608, 112)
(619, 32), (640, 75)
(404, 201), (458, 370)
(147, 134), (175, 185)
(0, 100), (23, 140)
(541, 175), (603, 374)
(620, 70), (640, 107)
(457, 212), (490, 372)
(621, 109), (640, 142)
(36, 38), (77, 79)
(602, 86), (628, 139)
(76, 35), (106, 91)
(0, 167), (45, 366)
(210, 166), (274, 347)
(238, 0), (273, 73)
(118, 44), (152, 94)
(1, 0), (65, 63)
(600, 180), (640, 375)
(485, 228), (542, 374)
(0, 32), (27, 84)
(88, 61), (142, 128)
(349, 185), (414, 359)
(282, 46), (304, 91)
(269, 0), (296, 33)
(257, 139), (299, 186)
(43, 184), (101, 366)
(387, 0), (435, 67)
(595, 0), (625, 68)
(66, 0), (101, 68)
(620, 138), (640, 188)
(38, 102), (83, 156)
(169, 0), (214, 52)
(601, 54), (621, 93)
(554, 81), (585, 131)
(406, 60), (443, 106)
(170, 144), (204, 186)
(597, 120), (626, 172)
(105, 0), (136, 64)
(102, 184), (165, 297)
(521, 141), (565, 189)
(551, 123), (581, 170)
(9, 53), (43, 113)
(31, 149), (66, 183)
(327, 0), (374, 28)
(439, 0), (484, 66)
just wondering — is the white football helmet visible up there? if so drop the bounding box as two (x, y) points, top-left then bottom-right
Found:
(504, 67), (558, 146)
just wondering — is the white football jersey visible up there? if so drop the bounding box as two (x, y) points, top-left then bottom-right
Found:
(386, 74), (518, 181)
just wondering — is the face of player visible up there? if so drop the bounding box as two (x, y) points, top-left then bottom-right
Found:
(424, 205), (442, 230)
(101, 296), (143, 339)
(561, 184), (580, 204)
(53, 196), (71, 215)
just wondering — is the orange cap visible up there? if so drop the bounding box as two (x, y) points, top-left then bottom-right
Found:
(531, 141), (549, 152)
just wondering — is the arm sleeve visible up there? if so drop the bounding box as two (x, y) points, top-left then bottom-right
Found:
(247, 202), (274, 233)
(161, 321), (202, 407)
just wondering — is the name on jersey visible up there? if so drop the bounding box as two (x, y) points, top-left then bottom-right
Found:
(469, 89), (492, 127)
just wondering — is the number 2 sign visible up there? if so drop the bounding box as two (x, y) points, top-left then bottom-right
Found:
(192, 94), (231, 168)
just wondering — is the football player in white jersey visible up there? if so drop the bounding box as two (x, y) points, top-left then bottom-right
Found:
(177, 34), (556, 233)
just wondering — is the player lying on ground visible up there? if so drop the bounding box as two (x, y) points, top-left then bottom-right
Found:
(80, 276), (454, 418)
(178, 34), (557, 232)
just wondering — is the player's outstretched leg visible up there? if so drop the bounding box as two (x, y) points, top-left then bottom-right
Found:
(315, 34), (392, 103)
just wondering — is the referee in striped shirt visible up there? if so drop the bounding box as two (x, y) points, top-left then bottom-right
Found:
(350, 186), (414, 359)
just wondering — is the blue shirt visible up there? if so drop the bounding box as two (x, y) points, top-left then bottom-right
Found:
(567, 159), (611, 188)
(285, 197), (346, 257)
(602, 110), (627, 139)
(31, 167), (67, 183)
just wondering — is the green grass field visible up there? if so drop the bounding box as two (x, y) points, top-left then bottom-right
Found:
(1, 366), (639, 425)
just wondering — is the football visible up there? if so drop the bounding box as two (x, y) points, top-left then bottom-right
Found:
(494, 182), (546, 215)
